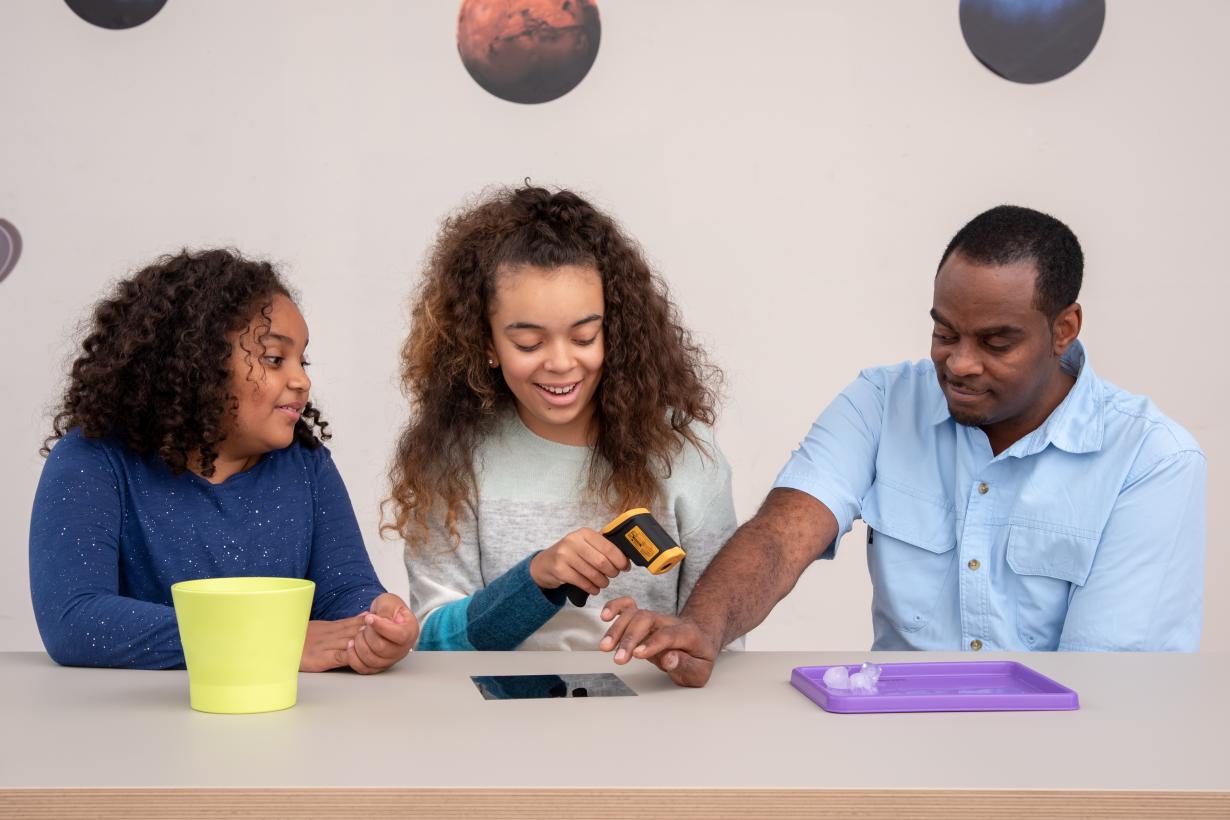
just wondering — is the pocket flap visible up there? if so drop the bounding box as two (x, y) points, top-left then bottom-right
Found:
(862, 480), (956, 554)
(1006, 524), (1098, 587)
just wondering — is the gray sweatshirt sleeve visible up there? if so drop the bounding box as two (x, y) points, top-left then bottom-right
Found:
(674, 433), (738, 611)
(406, 501), (562, 650)
(671, 429), (744, 650)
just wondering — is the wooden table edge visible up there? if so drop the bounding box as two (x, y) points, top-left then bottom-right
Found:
(1, 788), (1228, 819)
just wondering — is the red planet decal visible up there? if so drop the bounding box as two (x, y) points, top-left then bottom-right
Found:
(458, 0), (601, 105)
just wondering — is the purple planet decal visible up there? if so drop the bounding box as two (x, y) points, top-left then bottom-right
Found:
(65, 0), (167, 30)
(960, 0), (1105, 84)
(458, 0), (601, 105)
(0, 220), (22, 285)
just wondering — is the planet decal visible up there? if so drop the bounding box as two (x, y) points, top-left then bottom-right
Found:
(0, 220), (22, 285)
(457, 0), (601, 105)
(960, 0), (1105, 84)
(64, 0), (167, 30)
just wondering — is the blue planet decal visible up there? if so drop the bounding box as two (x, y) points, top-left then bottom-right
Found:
(960, 0), (1105, 84)
(65, 0), (167, 30)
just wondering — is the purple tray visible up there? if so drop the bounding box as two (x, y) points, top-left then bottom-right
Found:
(791, 661), (1079, 714)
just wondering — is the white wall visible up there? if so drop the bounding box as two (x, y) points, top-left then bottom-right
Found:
(1, 0), (1226, 652)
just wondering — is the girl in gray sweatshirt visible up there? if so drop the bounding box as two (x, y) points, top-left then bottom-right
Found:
(385, 185), (737, 651)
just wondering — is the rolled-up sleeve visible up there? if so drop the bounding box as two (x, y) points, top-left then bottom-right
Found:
(772, 371), (885, 556)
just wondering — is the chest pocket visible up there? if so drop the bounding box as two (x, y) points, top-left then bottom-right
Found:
(862, 480), (957, 633)
(1006, 523), (1099, 649)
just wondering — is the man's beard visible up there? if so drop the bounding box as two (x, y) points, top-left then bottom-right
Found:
(948, 406), (990, 427)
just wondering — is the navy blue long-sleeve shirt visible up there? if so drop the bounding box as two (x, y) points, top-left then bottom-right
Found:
(29, 428), (386, 669)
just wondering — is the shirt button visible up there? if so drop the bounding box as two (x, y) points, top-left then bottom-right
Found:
(978, 482), (989, 495)
(970, 639), (983, 651)
(967, 559), (981, 571)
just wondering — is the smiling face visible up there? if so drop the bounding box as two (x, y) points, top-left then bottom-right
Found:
(220, 293), (313, 463)
(487, 263), (605, 446)
(930, 251), (1080, 452)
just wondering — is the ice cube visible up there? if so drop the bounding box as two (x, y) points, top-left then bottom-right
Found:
(822, 665), (850, 689)
(848, 671), (876, 692)
(860, 662), (882, 684)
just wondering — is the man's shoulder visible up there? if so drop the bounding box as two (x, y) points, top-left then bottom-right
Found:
(1093, 376), (1203, 472)
(850, 359), (943, 417)
(856, 358), (937, 387)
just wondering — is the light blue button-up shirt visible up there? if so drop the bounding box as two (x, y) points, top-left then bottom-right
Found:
(774, 342), (1205, 652)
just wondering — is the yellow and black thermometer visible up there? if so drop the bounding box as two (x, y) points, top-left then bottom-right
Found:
(560, 508), (687, 607)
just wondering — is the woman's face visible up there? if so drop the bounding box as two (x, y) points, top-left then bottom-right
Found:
(221, 293), (312, 459)
(487, 264), (605, 446)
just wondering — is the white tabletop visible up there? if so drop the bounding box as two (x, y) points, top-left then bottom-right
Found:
(3, 649), (1227, 794)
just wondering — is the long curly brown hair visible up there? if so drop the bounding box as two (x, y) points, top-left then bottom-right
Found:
(44, 248), (330, 477)
(385, 185), (722, 551)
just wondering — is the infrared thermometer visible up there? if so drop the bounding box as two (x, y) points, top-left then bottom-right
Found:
(559, 508), (686, 607)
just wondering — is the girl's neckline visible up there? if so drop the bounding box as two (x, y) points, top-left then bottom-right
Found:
(180, 451), (271, 488)
(506, 410), (593, 458)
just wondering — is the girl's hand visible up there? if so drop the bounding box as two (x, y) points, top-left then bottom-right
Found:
(345, 593), (419, 675)
(530, 528), (631, 596)
(300, 614), (367, 672)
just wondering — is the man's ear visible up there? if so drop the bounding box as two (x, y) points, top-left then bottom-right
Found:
(1053, 303), (1082, 356)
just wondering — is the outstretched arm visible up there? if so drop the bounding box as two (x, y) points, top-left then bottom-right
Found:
(601, 488), (837, 686)
(408, 502), (565, 651)
(601, 370), (888, 685)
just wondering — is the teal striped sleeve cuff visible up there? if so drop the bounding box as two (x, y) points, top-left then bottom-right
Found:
(417, 598), (475, 650)
(417, 553), (563, 651)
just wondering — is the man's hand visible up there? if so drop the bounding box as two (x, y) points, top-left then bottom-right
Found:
(595, 488), (838, 688)
(530, 528), (630, 596)
(345, 593), (419, 675)
(300, 614), (367, 672)
(599, 597), (719, 687)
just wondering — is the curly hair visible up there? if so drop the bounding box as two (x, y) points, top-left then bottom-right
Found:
(44, 248), (330, 477)
(385, 185), (721, 551)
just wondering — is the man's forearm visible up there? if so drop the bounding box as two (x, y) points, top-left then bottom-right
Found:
(680, 488), (838, 649)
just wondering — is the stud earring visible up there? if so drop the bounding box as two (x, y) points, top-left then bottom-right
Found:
(488, 358), (497, 368)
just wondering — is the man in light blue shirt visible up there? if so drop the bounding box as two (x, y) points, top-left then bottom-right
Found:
(600, 205), (1206, 686)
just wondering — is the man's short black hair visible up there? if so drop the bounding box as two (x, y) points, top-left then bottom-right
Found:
(938, 205), (1083, 320)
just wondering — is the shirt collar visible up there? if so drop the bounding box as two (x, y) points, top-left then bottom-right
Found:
(929, 340), (1105, 456)
(1016, 340), (1103, 456)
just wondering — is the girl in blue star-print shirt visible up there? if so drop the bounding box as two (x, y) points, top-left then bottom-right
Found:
(30, 249), (418, 672)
